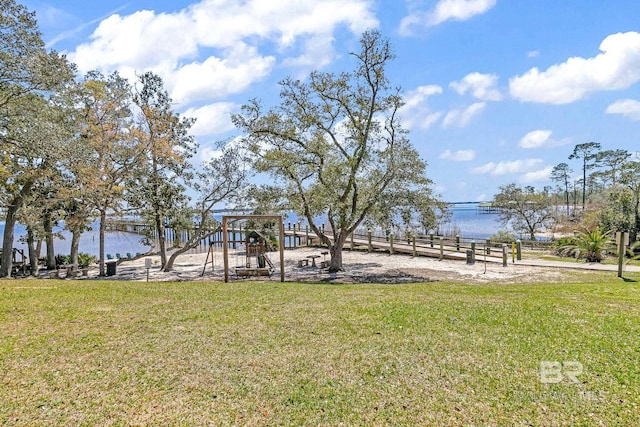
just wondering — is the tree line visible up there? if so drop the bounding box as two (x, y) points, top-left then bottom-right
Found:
(1, 1), (443, 276)
(0, 2), (248, 277)
(493, 142), (640, 242)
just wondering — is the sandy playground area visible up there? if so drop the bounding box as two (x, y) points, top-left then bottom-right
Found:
(82, 246), (576, 285)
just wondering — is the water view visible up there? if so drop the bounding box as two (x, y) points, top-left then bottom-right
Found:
(0, 205), (504, 256)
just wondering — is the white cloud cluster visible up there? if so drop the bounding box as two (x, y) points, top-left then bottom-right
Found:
(472, 158), (545, 176)
(439, 149), (476, 161)
(399, 85), (443, 129)
(519, 130), (552, 149)
(183, 102), (238, 137)
(450, 72), (503, 101)
(69, 0), (378, 107)
(518, 129), (570, 149)
(606, 99), (640, 121)
(399, 0), (496, 35)
(510, 32), (640, 104)
(442, 102), (486, 128)
(521, 166), (552, 183)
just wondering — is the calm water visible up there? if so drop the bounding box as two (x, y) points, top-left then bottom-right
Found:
(448, 206), (503, 239)
(0, 206), (503, 255)
(0, 222), (151, 257)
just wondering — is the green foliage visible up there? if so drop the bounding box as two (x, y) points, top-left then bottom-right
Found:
(0, 1), (75, 277)
(598, 187), (634, 235)
(55, 254), (70, 267)
(493, 184), (555, 241)
(490, 230), (517, 243)
(554, 236), (577, 256)
(77, 252), (97, 268)
(569, 142), (602, 209)
(558, 226), (615, 262)
(233, 31), (439, 271)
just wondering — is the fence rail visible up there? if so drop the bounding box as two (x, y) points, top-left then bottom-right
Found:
(107, 218), (554, 263)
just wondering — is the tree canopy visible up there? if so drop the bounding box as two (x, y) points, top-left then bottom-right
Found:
(233, 30), (439, 271)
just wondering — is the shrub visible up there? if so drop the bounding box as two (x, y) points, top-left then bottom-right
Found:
(55, 254), (70, 268)
(558, 226), (615, 262)
(78, 253), (98, 268)
(489, 230), (517, 243)
(554, 236), (577, 256)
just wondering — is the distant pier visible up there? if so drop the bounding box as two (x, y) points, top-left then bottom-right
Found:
(476, 202), (503, 214)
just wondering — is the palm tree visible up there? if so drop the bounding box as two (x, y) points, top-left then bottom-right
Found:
(559, 226), (615, 262)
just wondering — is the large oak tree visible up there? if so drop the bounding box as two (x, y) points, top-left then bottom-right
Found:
(233, 31), (437, 272)
(0, 0), (74, 277)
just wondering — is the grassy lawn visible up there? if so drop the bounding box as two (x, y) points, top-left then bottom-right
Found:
(1, 275), (639, 425)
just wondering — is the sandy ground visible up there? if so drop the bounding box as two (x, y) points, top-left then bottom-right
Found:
(68, 246), (572, 284)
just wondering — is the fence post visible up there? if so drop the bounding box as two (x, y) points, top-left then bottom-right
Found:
(293, 224), (297, 248)
(512, 241), (516, 263)
(439, 237), (444, 260)
(617, 231), (627, 278)
(502, 244), (508, 267)
(516, 239), (522, 261)
(350, 232), (354, 250)
(389, 233), (394, 255)
(456, 235), (460, 251)
(412, 235), (417, 257)
(367, 229), (372, 253)
(306, 226), (310, 247)
(486, 239), (491, 255)
(471, 240), (476, 264)
(430, 233), (434, 248)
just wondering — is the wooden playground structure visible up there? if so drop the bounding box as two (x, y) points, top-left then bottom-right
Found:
(221, 215), (285, 282)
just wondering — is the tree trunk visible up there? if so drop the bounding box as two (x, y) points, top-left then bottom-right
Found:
(0, 179), (34, 277)
(99, 210), (107, 276)
(0, 206), (19, 278)
(155, 213), (167, 268)
(163, 228), (214, 272)
(43, 212), (56, 270)
(633, 195), (640, 243)
(328, 232), (348, 272)
(70, 230), (81, 267)
(26, 227), (39, 277)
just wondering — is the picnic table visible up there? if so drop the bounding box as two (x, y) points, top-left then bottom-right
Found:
(307, 254), (321, 267)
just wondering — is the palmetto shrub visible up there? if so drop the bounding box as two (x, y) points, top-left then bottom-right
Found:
(559, 226), (615, 262)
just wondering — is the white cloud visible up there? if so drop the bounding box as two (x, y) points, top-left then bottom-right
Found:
(472, 158), (545, 176)
(509, 32), (640, 104)
(527, 50), (540, 58)
(69, 0), (378, 105)
(183, 102), (237, 137)
(400, 0), (496, 34)
(519, 130), (553, 149)
(521, 166), (553, 183)
(518, 129), (572, 149)
(399, 85), (443, 129)
(606, 99), (640, 121)
(169, 45), (275, 103)
(439, 149), (476, 161)
(450, 72), (502, 101)
(442, 102), (486, 128)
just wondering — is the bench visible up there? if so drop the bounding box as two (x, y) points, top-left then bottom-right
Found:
(297, 259), (309, 267)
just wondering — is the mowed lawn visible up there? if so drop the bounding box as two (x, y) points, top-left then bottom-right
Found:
(1, 275), (639, 425)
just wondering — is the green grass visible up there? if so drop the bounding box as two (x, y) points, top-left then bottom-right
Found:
(1, 276), (639, 425)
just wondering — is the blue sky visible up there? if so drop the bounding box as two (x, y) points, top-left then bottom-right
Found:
(21, 0), (640, 202)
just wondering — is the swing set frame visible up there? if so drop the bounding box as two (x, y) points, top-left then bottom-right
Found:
(221, 215), (286, 282)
